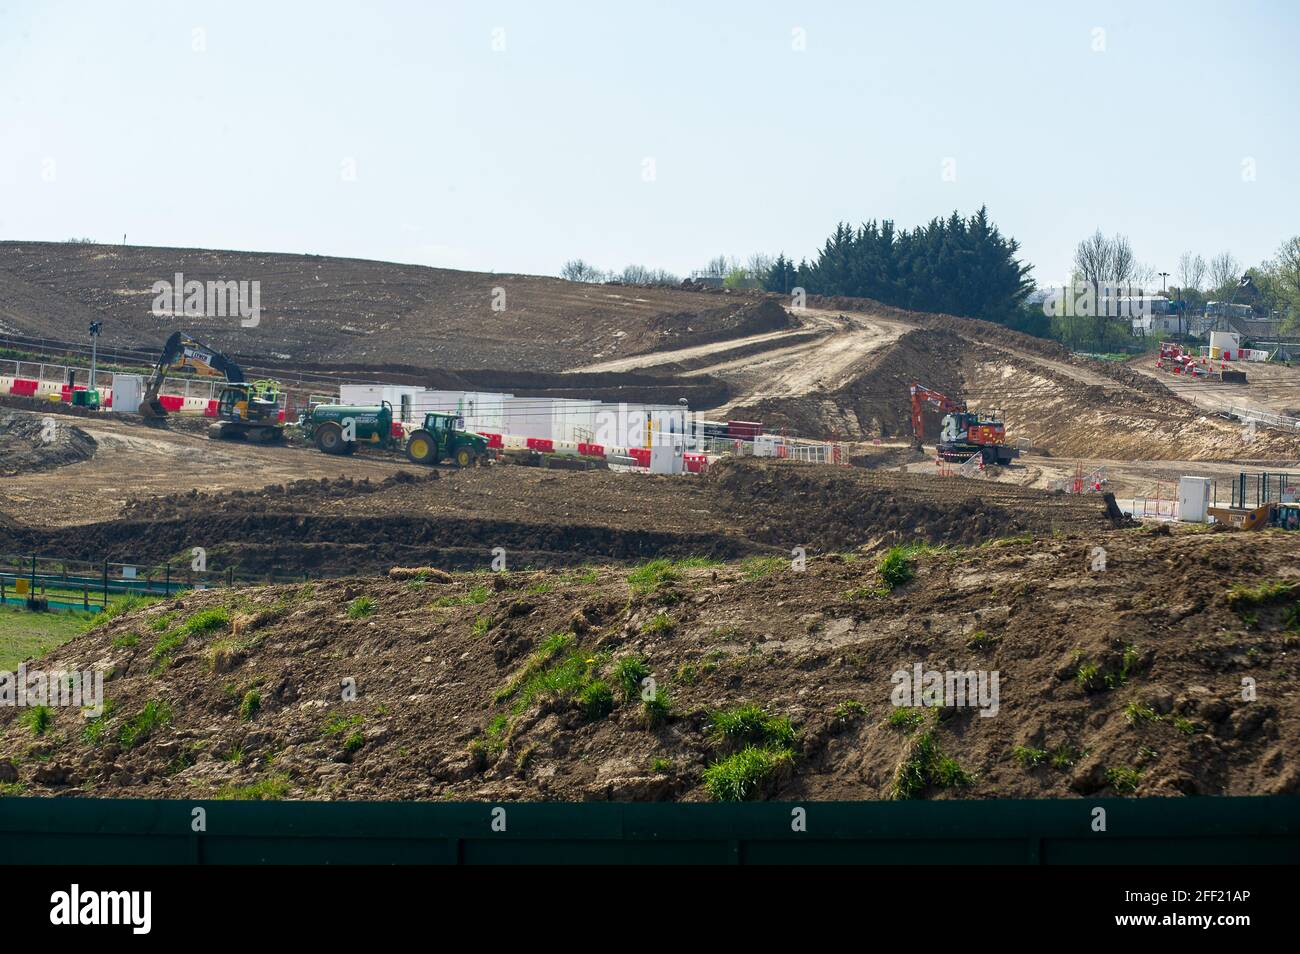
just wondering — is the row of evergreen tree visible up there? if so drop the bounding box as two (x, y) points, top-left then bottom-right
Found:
(763, 206), (1034, 326)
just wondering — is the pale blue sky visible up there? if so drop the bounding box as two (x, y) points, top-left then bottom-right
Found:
(2, 0), (1297, 285)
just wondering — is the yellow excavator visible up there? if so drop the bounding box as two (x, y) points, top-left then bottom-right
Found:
(139, 331), (284, 443)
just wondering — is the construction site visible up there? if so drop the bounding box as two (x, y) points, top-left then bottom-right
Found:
(0, 238), (1296, 827)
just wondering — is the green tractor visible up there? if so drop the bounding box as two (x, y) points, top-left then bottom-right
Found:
(405, 412), (489, 467)
(300, 403), (489, 466)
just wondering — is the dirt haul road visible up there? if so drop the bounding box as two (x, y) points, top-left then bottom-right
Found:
(3, 525), (1295, 801)
(576, 306), (909, 416)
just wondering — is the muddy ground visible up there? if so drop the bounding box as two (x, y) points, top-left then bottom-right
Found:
(0, 459), (1117, 578)
(2, 526), (1294, 801)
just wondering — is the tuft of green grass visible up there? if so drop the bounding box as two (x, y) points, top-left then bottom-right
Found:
(1075, 660), (1103, 692)
(21, 704), (54, 736)
(642, 687), (673, 727)
(890, 727), (971, 800)
(642, 612), (674, 635)
(966, 630), (1000, 651)
(321, 713), (364, 738)
(96, 594), (163, 625)
(494, 633), (573, 703)
(1124, 702), (1158, 726)
(577, 680), (614, 721)
(342, 731), (365, 754)
(432, 584), (491, 607)
(740, 556), (785, 580)
(1050, 745), (1081, 770)
(118, 699), (172, 748)
(651, 757), (673, 774)
(239, 690), (261, 722)
(1171, 716), (1203, 736)
(1106, 766), (1141, 794)
(703, 746), (793, 801)
(876, 545), (917, 590)
(1012, 745), (1047, 768)
(886, 707), (926, 730)
(709, 704), (795, 749)
(215, 774), (290, 801)
(472, 616), (490, 637)
(613, 656), (651, 703)
(833, 700), (868, 720)
(628, 559), (679, 595)
(1226, 580), (1298, 613)
(347, 596), (376, 619)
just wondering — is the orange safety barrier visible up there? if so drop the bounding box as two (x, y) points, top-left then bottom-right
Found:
(527, 438), (554, 453)
(578, 442), (605, 457)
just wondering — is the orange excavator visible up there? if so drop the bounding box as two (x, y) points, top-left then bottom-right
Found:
(909, 382), (1019, 465)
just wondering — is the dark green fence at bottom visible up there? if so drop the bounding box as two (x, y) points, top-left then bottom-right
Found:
(2, 796), (1297, 864)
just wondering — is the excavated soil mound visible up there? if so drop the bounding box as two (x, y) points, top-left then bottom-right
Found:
(730, 329), (968, 441)
(0, 411), (97, 476)
(0, 460), (1110, 577)
(3, 529), (1295, 801)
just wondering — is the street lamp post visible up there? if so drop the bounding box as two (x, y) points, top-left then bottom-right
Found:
(88, 321), (102, 390)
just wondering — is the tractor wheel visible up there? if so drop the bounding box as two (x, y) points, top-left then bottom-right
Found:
(406, 430), (438, 465)
(315, 422), (348, 455)
(455, 447), (475, 468)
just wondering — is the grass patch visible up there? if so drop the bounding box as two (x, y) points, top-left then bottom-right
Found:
(321, 713), (364, 738)
(239, 690), (261, 722)
(432, 585), (491, 608)
(889, 727), (972, 800)
(20, 704), (54, 736)
(613, 656), (651, 703)
(1012, 745), (1047, 768)
(493, 633), (573, 703)
(966, 630), (1000, 651)
(1226, 580), (1299, 613)
(346, 596), (376, 619)
(0, 606), (97, 670)
(833, 700), (868, 720)
(1124, 702), (1159, 726)
(215, 774), (290, 800)
(708, 704), (795, 749)
(740, 556), (784, 580)
(886, 707), (926, 730)
(641, 612), (674, 635)
(703, 746), (793, 801)
(1105, 766), (1141, 794)
(1050, 745), (1082, 770)
(118, 699), (172, 749)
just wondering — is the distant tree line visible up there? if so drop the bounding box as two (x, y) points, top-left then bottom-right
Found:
(762, 206), (1034, 327)
(560, 259), (681, 286)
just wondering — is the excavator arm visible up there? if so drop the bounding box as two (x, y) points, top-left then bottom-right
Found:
(908, 382), (966, 442)
(140, 332), (246, 419)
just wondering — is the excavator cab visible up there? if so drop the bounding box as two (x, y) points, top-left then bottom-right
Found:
(209, 380), (284, 443)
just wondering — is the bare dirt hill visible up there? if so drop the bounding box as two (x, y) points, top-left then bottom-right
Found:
(2, 527), (1295, 801)
(0, 242), (778, 372)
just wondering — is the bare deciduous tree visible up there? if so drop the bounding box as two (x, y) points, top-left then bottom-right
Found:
(1073, 230), (1141, 287)
(1209, 252), (1241, 291)
(1178, 252), (1207, 294)
(560, 259), (606, 283)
